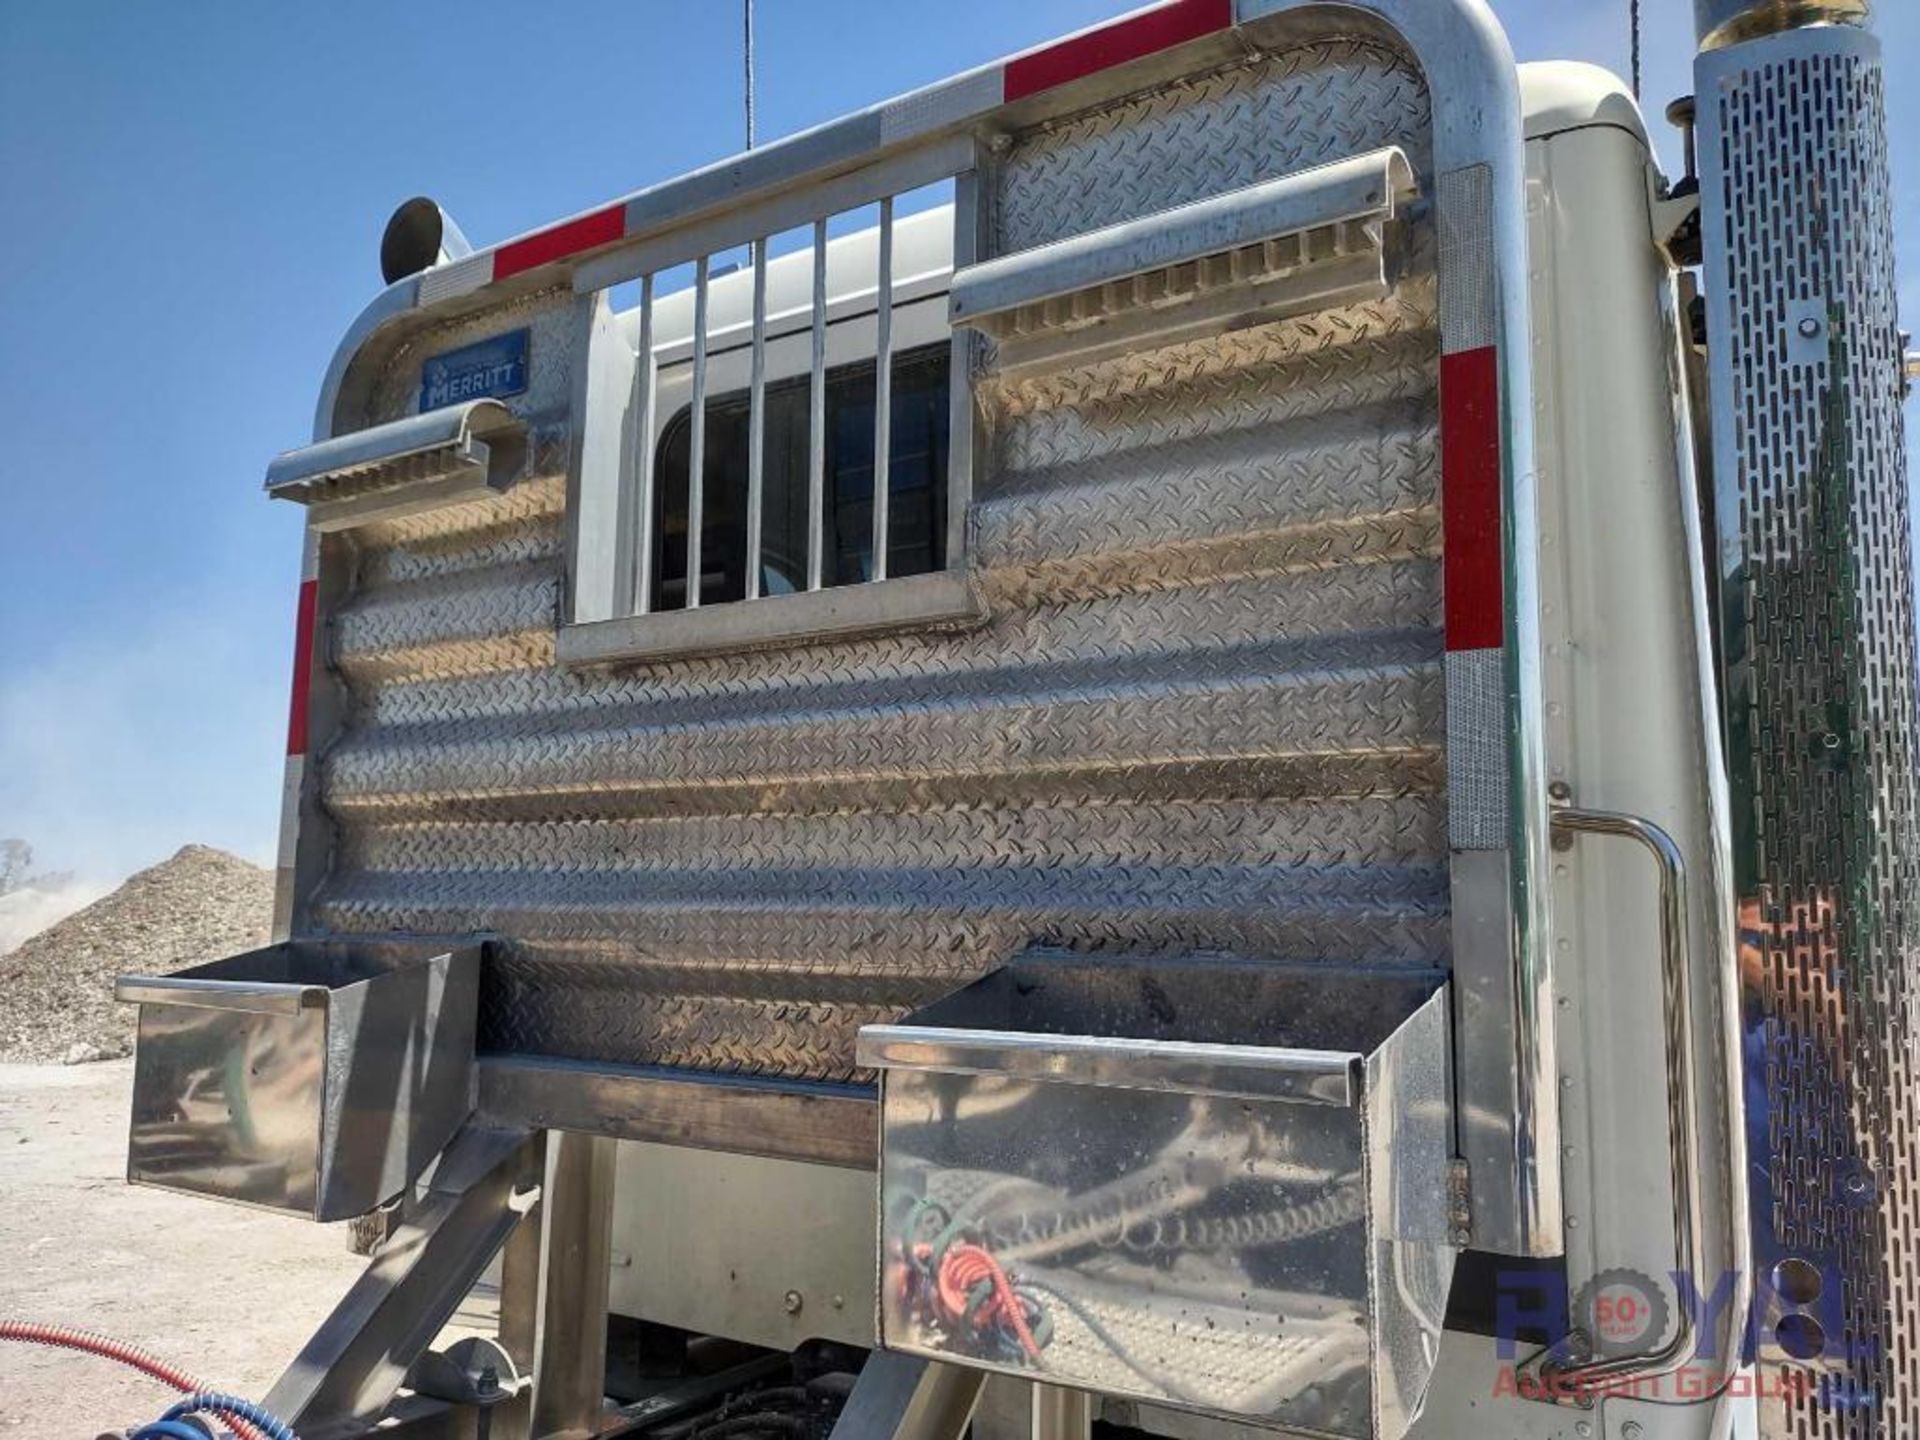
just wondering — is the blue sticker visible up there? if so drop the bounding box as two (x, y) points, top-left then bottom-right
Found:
(419, 328), (530, 411)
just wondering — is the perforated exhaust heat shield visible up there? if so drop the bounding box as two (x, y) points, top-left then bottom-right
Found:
(1697, 14), (1920, 1432)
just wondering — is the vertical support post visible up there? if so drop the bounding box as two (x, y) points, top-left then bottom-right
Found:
(686, 255), (710, 610)
(829, 1352), (983, 1440)
(630, 273), (657, 616)
(808, 216), (829, 591)
(871, 196), (893, 582)
(946, 170), (984, 576)
(1031, 1386), (1091, 1440)
(746, 236), (768, 601)
(528, 1133), (617, 1439)
(493, 1132), (548, 1440)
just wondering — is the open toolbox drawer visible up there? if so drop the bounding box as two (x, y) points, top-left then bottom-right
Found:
(856, 957), (1456, 1440)
(116, 939), (479, 1221)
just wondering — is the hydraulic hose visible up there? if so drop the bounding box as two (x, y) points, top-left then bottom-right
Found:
(0, 1322), (268, 1440)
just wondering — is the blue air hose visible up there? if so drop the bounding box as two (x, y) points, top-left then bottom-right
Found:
(149, 1392), (299, 1440)
(131, 1423), (213, 1440)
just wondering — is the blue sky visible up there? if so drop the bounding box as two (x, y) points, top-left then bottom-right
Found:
(1, 1), (1915, 887)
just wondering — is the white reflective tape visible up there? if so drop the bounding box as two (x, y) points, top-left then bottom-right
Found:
(417, 252), (494, 309)
(1446, 646), (1508, 851)
(1437, 164), (1497, 355)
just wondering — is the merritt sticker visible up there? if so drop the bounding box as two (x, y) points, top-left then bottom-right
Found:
(420, 328), (529, 411)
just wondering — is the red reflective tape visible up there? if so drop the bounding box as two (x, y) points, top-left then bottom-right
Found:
(1441, 346), (1504, 653)
(287, 578), (318, 757)
(492, 203), (626, 282)
(1003, 0), (1232, 102)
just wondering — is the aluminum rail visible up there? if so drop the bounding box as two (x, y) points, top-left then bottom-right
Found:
(855, 1026), (1364, 1106)
(948, 147), (1414, 327)
(628, 274), (658, 615)
(265, 398), (518, 497)
(873, 196), (894, 583)
(687, 255), (711, 611)
(807, 218), (829, 592)
(745, 239), (768, 601)
(115, 974), (325, 1017)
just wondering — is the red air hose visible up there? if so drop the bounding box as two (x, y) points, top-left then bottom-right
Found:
(0, 1322), (266, 1440)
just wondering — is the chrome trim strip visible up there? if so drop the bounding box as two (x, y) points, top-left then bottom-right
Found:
(857, 1025), (1362, 1106)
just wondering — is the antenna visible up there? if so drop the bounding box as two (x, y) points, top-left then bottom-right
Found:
(1631, 0), (1643, 97)
(741, 0), (756, 150)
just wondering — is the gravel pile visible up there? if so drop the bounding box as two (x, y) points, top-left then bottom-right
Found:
(0, 845), (273, 1064)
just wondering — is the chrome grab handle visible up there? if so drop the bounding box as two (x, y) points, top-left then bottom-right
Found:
(1539, 807), (1732, 1391)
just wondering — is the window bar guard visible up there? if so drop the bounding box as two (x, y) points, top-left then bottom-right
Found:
(745, 237), (768, 602)
(687, 254), (710, 611)
(872, 197), (893, 583)
(631, 272), (657, 617)
(807, 217), (828, 592)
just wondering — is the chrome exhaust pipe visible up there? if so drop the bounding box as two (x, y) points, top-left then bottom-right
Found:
(379, 197), (474, 286)
(1695, 0), (1869, 50)
(1695, 0), (1917, 1432)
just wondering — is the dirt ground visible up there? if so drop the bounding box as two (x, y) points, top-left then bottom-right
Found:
(0, 1059), (367, 1436)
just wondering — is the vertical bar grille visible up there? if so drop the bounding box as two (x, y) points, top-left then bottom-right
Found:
(746, 238), (768, 602)
(630, 273), (657, 616)
(611, 165), (971, 618)
(872, 198), (894, 582)
(686, 255), (711, 611)
(808, 217), (829, 593)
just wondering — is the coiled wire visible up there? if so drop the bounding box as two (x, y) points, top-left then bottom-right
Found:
(979, 1180), (1364, 1263)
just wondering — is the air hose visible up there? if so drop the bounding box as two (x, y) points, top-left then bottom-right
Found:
(0, 1322), (289, 1440)
(143, 1393), (299, 1440)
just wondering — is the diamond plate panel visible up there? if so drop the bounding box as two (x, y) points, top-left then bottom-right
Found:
(302, 39), (1444, 1092)
(993, 40), (1430, 254)
(1700, 25), (1920, 1434)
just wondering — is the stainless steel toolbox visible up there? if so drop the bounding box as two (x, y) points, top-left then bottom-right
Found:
(857, 957), (1455, 1440)
(116, 940), (480, 1221)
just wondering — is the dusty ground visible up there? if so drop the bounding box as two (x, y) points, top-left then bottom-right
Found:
(0, 1059), (366, 1436)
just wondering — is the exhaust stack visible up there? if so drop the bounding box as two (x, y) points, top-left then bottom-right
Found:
(379, 197), (473, 286)
(1695, 0), (1917, 1432)
(1695, 0), (1870, 50)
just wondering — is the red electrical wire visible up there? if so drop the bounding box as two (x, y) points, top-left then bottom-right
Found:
(934, 1244), (1043, 1363)
(0, 1321), (266, 1440)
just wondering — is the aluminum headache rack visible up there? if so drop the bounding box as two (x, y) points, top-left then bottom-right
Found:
(110, 0), (1918, 1437)
(265, 0), (1564, 1271)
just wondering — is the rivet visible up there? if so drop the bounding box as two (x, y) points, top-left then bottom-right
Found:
(784, 1289), (804, 1314)
(1800, 316), (1823, 338)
